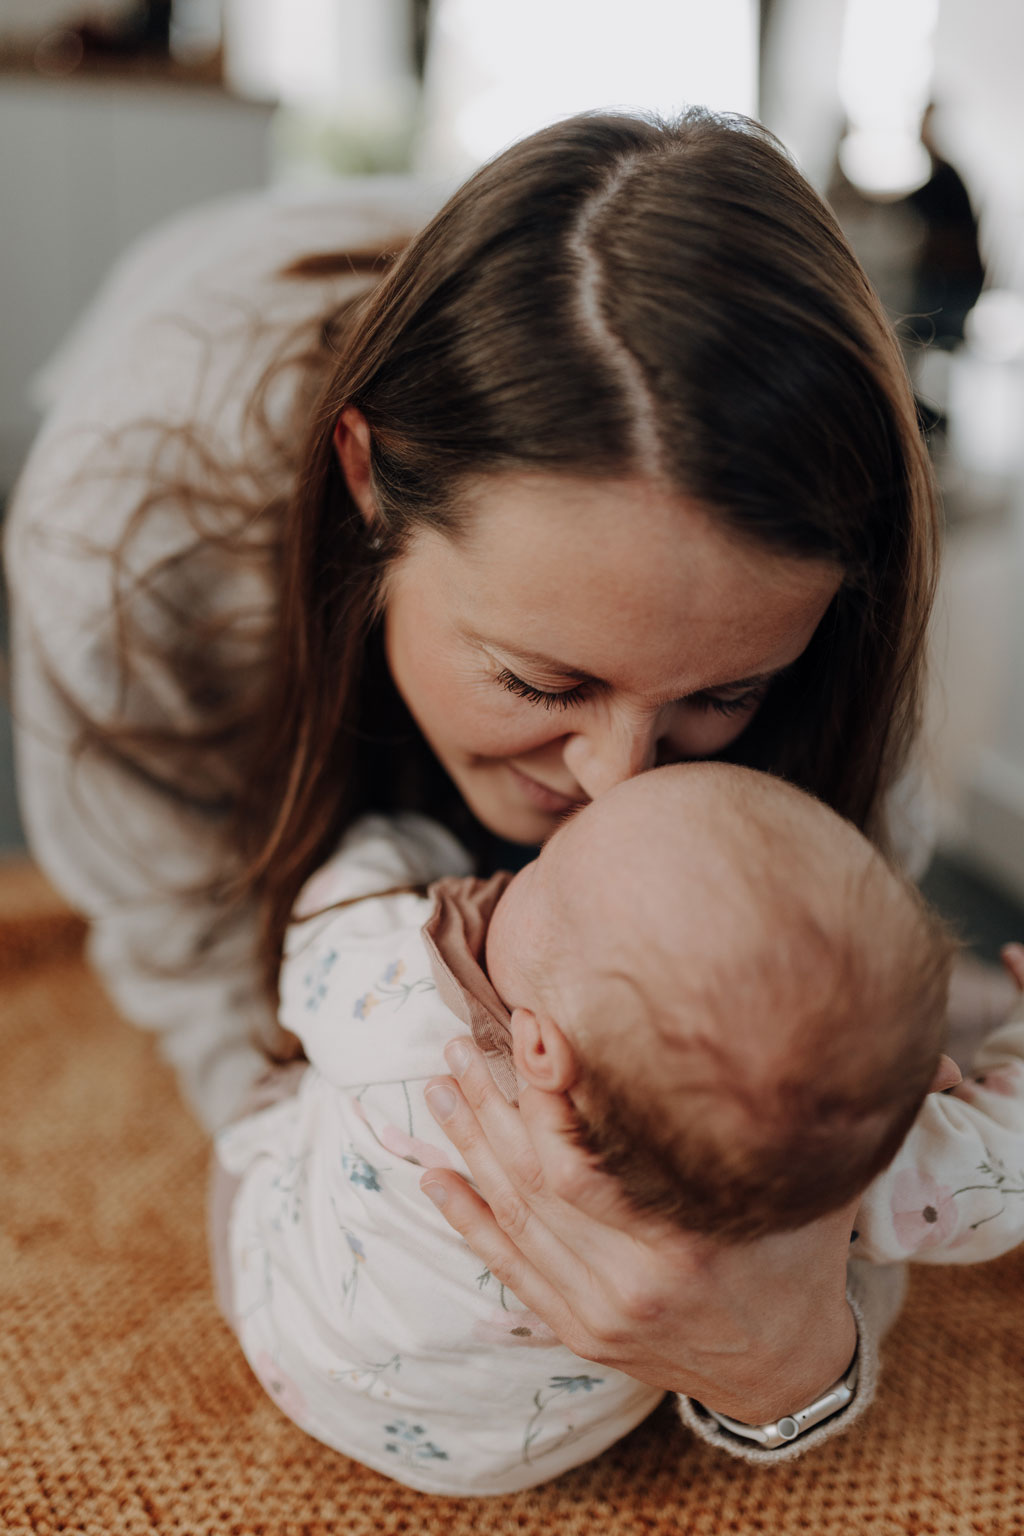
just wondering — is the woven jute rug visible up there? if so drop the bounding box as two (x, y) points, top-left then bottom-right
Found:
(1, 858), (1022, 1536)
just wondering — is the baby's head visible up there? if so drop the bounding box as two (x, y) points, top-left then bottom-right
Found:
(485, 763), (955, 1242)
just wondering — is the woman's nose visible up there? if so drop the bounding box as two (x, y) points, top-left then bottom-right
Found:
(561, 714), (664, 799)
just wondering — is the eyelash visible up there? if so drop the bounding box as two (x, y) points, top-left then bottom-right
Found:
(496, 668), (769, 716)
(496, 668), (590, 710)
(695, 687), (769, 717)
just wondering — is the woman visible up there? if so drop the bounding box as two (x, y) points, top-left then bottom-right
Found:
(5, 110), (937, 1451)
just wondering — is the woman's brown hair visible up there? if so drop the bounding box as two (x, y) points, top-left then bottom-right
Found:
(62, 110), (941, 1021)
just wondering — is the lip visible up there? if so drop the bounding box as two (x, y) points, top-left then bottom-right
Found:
(508, 765), (587, 816)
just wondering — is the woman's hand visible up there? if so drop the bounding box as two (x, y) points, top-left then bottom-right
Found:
(421, 1038), (858, 1424)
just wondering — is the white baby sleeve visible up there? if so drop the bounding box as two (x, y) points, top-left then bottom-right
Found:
(853, 1005), (1024, 1266)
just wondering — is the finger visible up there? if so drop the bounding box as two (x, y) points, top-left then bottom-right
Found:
(1001, 942), (1024, 989)
(423, 1074), (639, 1307)
(444, 1036), (671, 1233)
(417, 1167), (584, 1348)
(438, 1038), (562, 1211)
(429, 1044), (700, 1312)
(444, 1036), (526, 1126)
(434, 1040), (687, 1263)
(424, 1070), (546, 1213)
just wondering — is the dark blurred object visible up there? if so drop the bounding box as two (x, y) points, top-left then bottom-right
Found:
(903, 104), (987, 349)
(1, 1), (222, 84)
(74, 0), (172, 57)
(828, 105), (987, 352)
(410, 0), (432, 81)
(920, 851), (1024, 969)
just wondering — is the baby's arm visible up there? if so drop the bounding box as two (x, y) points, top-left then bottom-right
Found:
(852, 946), (1024, 1266)
(213, 816), (472, 1398)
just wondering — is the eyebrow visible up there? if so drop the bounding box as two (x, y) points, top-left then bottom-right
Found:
(480, 640), (599, 683)
(475, 636), (790, 695)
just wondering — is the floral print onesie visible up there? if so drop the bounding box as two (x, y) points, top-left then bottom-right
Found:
(215, 815), (1024, 1491)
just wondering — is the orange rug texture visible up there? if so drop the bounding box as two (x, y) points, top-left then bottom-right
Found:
(1, 858), (1022, 1536)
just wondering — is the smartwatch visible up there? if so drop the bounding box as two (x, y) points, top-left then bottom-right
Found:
(695, 1349), (860, 1450)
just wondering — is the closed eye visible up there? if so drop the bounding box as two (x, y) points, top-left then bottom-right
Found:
(689, 685), (770, 717)
(497, 666), (771, 718)
(496, 668), (591, 710)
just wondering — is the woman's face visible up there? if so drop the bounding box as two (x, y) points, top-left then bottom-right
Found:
(383, 472), (841, 846)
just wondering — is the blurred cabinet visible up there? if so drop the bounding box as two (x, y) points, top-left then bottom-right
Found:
(0, 73), (273, 488)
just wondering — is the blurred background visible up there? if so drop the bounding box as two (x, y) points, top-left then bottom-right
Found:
(1, 0), (1023, 966)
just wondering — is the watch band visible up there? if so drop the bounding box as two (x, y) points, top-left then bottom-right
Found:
(696, 1349), (860, 1450)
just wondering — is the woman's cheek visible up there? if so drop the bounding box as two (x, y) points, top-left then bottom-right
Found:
(450, 689), (570, 758)
(395, 636), (564, 760)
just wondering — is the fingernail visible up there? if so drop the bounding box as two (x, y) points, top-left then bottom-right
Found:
(425, 1083), (457, 1121)
(446, 1038), (471, 1075)
(421, 1179), (447, 1210)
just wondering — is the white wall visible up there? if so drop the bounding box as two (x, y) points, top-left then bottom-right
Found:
(928, 2), (1024, 895)
(758, 0), (847, 190)
(762, 0), (1024, 895)
(0, 75), (272, 489)
(931, 0), (1024, 286)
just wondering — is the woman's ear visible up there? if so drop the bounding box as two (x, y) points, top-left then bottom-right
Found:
(332, 405), (376, 525)
(510, 1007), (579, 1094)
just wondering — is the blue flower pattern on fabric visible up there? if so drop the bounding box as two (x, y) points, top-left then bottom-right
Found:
(269, 1153), (308, 1230)
(304, 947), (338, 1012)
(342, 1149), (383, 1191)
(522, 1374), (605, 1464)
(383, 1418), (450, 1465)
(334, 1224), (367, 1313)
(353, 956), (436, 1020)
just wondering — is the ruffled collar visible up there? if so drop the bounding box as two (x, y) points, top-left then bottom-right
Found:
(422, 872), (519, 1105)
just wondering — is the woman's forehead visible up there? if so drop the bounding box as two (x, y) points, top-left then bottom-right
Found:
(412, 471), (841, 695)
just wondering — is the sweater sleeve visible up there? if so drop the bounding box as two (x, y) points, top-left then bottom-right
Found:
(3, 186), (442, 1133)
(2, 206), (294, 1134)
(675, 1259), (907, 1462)
(4, 459), (274, 1133)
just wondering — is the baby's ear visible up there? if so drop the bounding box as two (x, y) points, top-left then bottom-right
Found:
(510, 1008), (579, 1093)
(929, 1053), (962, 1093)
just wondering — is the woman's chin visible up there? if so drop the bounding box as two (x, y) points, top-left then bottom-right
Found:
(456, 763), (579, 846)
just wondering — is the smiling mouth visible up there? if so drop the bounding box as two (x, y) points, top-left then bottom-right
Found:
(508, 765), (587, 816)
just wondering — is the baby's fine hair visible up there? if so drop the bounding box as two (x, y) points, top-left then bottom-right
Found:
(564, 772), (956, 1242)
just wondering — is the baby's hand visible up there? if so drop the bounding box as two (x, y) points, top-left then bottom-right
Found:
(1002, 943), (1024, 990)
(931, 1054), (962, 1092)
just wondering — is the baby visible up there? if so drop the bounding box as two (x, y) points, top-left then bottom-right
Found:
(213, 762), (1024, 1495)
